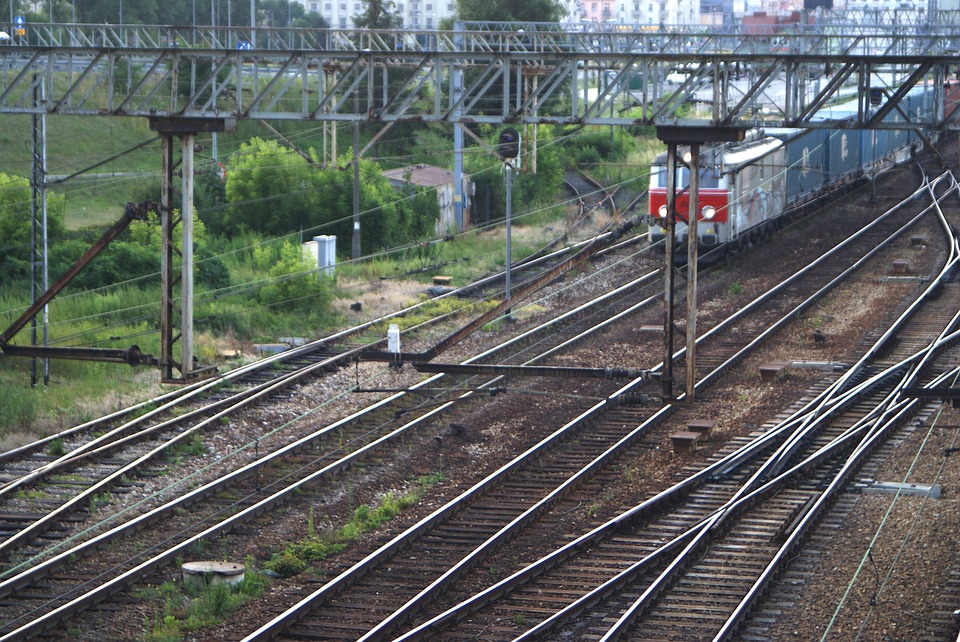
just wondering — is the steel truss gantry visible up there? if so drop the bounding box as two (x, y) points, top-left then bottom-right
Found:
(0, 22), (959, 130)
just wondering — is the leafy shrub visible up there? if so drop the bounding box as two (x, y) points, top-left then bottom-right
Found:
(561, 127), (638, 169)
(574, 145), (602, 169)
(256, 242), (333, 313)
(265, 552), (307, 578)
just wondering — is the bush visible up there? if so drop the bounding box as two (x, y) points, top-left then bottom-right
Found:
(562, 127), (638, 170)
(574, 145), (602, 169)
(265, 552), (307, 578)
(256, 242), (332, 313)
(196, 247), (231, 290)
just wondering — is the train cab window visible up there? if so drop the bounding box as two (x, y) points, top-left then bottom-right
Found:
(699, 167), (719, 188)
(651, 166), (665, 188)
(652, 165), (718, 189)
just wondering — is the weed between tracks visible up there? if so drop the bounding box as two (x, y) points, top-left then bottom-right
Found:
(265, 471), (445, 578)
(133, 472), (444, 640)
(140, 556), (268, 642)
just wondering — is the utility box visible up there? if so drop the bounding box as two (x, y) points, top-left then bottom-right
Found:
(315, 235), (336, 275)
(387, 324), (401, 354)
(304, 235), (337, 276)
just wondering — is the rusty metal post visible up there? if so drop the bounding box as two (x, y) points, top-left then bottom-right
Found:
(159, 133), (178, 382)
(685, 143), (700, 402)
(0, 202), (151, 349)
(656, 126), (746, 403)
(180, 133), (195, 379)
(662, 143), (677, 402)
(151, 117), (232, 383)
(159, 132), (198, 382)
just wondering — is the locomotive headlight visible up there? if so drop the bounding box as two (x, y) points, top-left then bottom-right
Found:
(658, 204), (668, 218)
(701, 205), (716, 220)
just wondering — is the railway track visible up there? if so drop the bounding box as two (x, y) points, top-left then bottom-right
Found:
(0, 209), (655, 562)
(232, 171), (960, 641)
(369, 172), (960, 641)
(0, 218), (667, 640)
(4, 151), (954, 640)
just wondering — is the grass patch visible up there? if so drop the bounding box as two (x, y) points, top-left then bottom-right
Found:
(47, 437), (66, 457)
(142, 560), (268, 642)
(162, 433), (207, 462)
(265, 472), (445, 578)
(15, 489), (48, 501)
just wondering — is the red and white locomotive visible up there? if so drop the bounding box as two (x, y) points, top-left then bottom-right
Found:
(647, 130), (786, 256)
(648, 82), (959, 258)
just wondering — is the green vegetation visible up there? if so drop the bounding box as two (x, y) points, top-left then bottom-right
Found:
(15, 489), (47, 501)
(17, 0), (325, 35)
(142, 559), (269, 642)
(163, 433), (207, 461)
(265, 472), (445, 577)
(0, 104), (658, 439)
(88, 491), (112, 514)
(47, 437), (66, 457)
(456, 0), (564, 22)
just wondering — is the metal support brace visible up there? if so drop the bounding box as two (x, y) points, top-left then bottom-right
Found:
(410, 362), (651, 380)
(151, 117), (234, 383)
(0, 201), (157, 348)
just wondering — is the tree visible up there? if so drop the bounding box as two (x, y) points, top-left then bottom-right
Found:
(255, 241), (332, 313)
(464, 125), (564, 225)
(221, 138), (322, 237)
(0, 174), (65, 283)
(259, 0), (305, 28)
(72, 0), (160, 24)
(294, 12), (329, 29)
(353, 0), (402, 29)
(67, 0), (252, 26)
(456, 0), (563, 22)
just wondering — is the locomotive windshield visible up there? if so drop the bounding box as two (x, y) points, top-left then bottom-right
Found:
(651, 165), (721, 189)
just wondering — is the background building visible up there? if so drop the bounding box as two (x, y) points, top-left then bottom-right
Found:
(293, 0), (457, 28)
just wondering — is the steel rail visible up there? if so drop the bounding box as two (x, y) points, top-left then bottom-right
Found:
(519, 364), (957, 642)
(241, 170), (948, 641)
(415, 348), (955, 642)
(379, 171), (955, 641)
(592, 169), (960, 641)
(0, 224), (637, 486)
(0, 233), (666, 639)
(0, 227), (655, 577)
(601, 258), (959, 642)
(512, 229), (960, 641)
(708, 166), (960, 642)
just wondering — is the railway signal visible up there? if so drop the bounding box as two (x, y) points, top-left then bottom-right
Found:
(498, 127), (520, 160)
